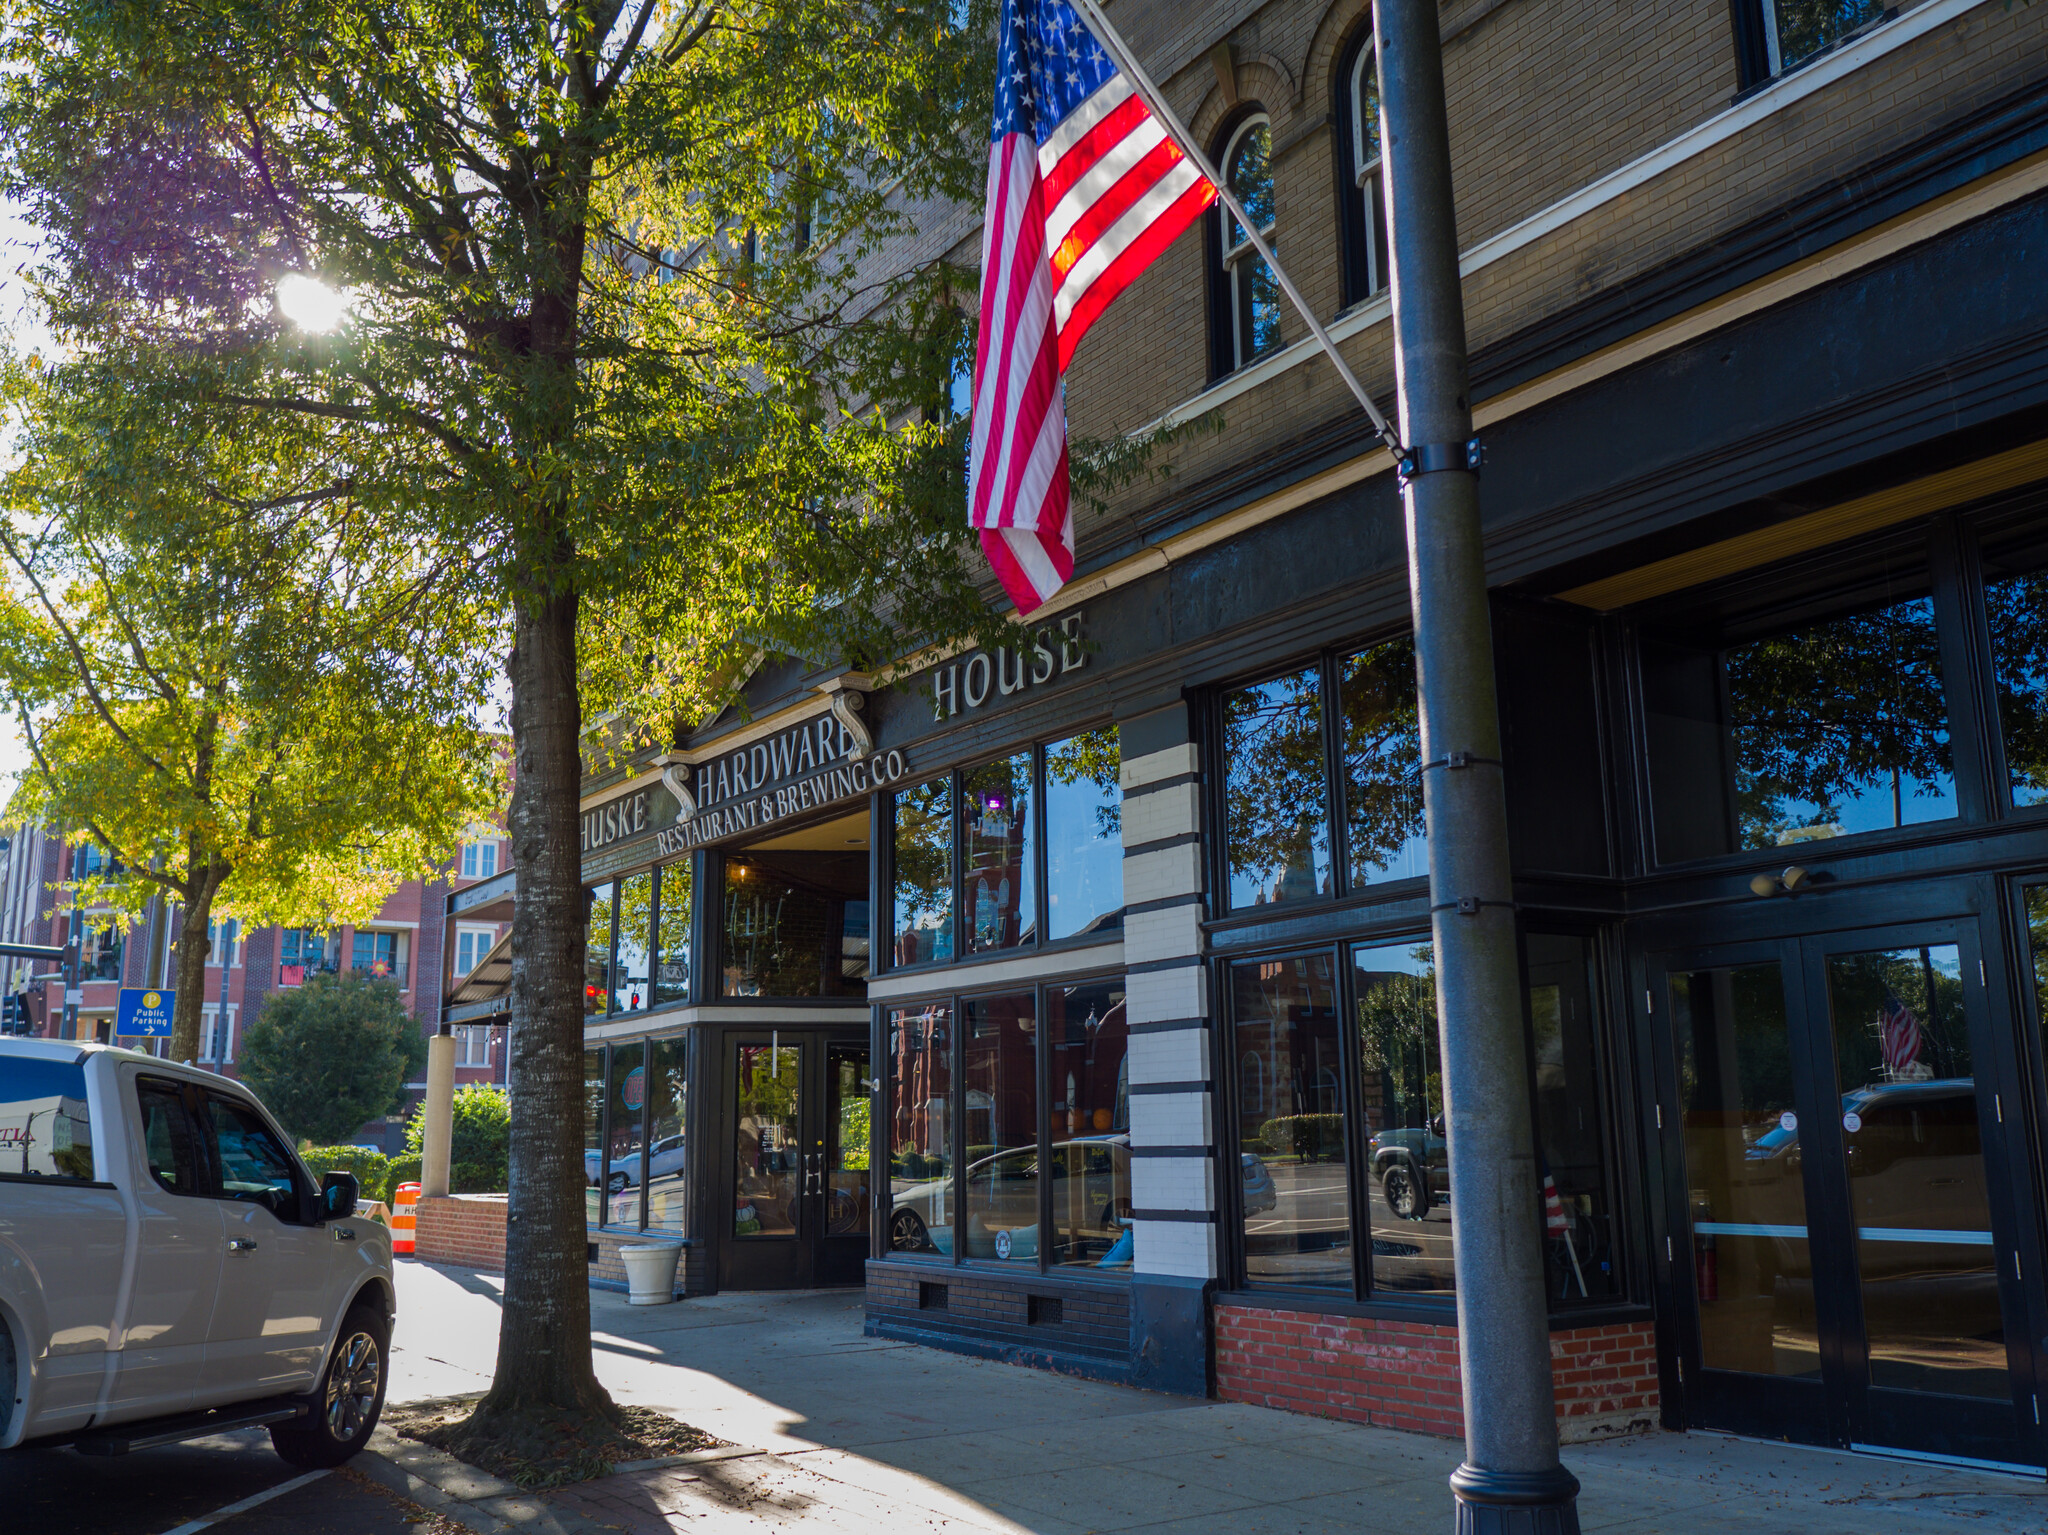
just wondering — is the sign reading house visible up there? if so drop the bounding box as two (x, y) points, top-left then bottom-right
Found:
(655, 704), (911, 855)
(931, 612), (1088, 721)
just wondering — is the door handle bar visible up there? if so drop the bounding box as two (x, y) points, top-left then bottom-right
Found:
(228, 1238), (258, 1252)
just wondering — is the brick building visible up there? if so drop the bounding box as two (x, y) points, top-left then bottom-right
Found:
(0, 823), (511, 1146)
(557, 0), (2048, 1476)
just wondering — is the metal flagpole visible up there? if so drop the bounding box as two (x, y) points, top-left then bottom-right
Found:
(1065, 0), (1405, 460)
(1370, 0), (1579, 1529)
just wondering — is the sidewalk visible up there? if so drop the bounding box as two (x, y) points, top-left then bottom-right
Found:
(372, 1262), (2048, 1534)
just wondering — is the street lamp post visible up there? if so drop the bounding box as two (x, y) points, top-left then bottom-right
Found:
(1371, 0), (1581, 1530)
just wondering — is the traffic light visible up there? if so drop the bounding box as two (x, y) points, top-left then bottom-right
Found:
(1, 993), (24, 1036)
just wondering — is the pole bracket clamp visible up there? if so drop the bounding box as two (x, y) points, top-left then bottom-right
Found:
(1422, 751), (1501, 772)
(1397, 437), (1482, 487)
(1431, 897), (1517, 918)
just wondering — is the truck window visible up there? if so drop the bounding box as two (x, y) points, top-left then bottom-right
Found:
(137, 1080), (202, 1193)
(0, 1054), (95, 1182)
(204, 1095), (306, 1222)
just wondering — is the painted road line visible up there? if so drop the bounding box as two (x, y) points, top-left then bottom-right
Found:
(157, 1470), (329, 1535)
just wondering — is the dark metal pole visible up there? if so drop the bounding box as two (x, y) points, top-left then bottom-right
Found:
(1371, 1), (1580, 1531)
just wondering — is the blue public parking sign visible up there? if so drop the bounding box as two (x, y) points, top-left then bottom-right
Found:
(117, 988), (175, 1037)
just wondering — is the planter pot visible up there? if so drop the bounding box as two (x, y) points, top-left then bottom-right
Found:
(619, 1240), (684, 1305)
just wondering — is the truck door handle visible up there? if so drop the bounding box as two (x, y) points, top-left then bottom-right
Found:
(228, 1239), (258, 1252)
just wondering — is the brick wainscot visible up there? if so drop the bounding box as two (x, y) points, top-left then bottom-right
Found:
(414, 1193), (705, 1295)
(1216, 1305), (1659, 1443)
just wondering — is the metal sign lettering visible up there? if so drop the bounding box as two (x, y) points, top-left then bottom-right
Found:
(581, 789), (651, 854)
(656, 749), (911, 856)
(931, 611), (1088, 721)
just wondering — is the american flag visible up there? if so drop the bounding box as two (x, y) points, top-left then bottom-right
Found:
(969, 0), (1216, 614)
(1879, 988), (1923, 1076)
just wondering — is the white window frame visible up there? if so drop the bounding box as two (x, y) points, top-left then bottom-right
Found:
(1219, 114), (1277, 373)
(1349, 45), (1387, 298)
(456, 1025), (491, 1067)
(454, 925), (498, 979)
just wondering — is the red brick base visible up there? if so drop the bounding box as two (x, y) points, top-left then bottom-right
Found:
(414, 1194), (509, 1270)
(1216, 1305), (1659, 1443)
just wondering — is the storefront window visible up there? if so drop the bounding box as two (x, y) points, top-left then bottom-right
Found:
(2029, 886), (2048, 1034)
(1643, 568), (1955, 860)
(584, 883), (614, 1018)
(1232, 953), (1349, 1290)
(615, 872), (653, 1014)
(963, 992), (1038, 1263)
(1047, 978), (1130, 1268)
(606, 1042), (646, 1226)
(583, 1047), (606, 1224)
(893, 778), (955, 967)
(1525, 935), (1620, 1302)
(888, 1003), (953, 1257)
(1223, 668), (1332, 909)
(962, 754), (1035, 953)
(647, 1036), (688, 1232)
(1352, 939), (1449, 1296)
(656, 860), (692, 1006)
(1982, 535), (2048, 808)
(1046, 728), (1123, 941)
(720, 842), (866, 998)
(1340, 640), (1426, 886)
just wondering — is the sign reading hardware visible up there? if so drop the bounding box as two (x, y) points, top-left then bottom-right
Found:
(655, 712), (912, 855)
(931, 611), (1088, 721)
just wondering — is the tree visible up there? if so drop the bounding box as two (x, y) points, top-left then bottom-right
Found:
(239, 971), (430, 1144)
(405, 1083), (511, 1194)
(0, 354), (500, 1063)
(1, 0), (1005, 1454)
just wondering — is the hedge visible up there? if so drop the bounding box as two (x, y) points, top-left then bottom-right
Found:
(300, 1145), (394, 1203)
(1259, 1114), (1344, 1162)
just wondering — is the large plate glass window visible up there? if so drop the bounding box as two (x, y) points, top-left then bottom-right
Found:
(1640, 535), (1955, 863)
(962, 992), (1038, 1263)
(646, 1037), (689, 1232)
(892, 779), (955, 967)
(582, 1048), (606, 1222)
(1231, 953), (1348, 1290)
(606, 1042), (647, 1226)
(1980, 516), (2048, 809)
(656, 860), (692, 1005)
(1353, 939), (1450, 1295)
(733, 1043), (800, 1237)
(584, 883), (615, 1018)
(1045, 729), (1123, 941)
(1340, 639), (1425, 886)
(962, 754), (1035, 953)
(887, 1002), (953, 1257)
(1525, 935), (1622, 1301)
(615, 872), (653, 1013)
(1222, 668), (1332, 909)
(1046, 978), (1130, 1268)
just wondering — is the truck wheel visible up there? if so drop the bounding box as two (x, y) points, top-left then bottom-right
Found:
(1383, 1163), (1429, 1221)
(270, 1302), (389, 1468)
(888, 1208), (928, 1251)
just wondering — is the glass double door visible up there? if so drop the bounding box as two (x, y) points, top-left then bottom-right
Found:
(722, 1030), (872, 1289)
(1649, 916), (2043, 1469)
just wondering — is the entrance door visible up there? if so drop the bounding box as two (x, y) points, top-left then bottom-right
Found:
(1651, 917), (2041, 1469)
(721, 1031), (872, 1289)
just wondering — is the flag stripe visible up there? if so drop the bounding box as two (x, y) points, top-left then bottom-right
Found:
(1054, 169), (1212, 363)
(1042, 93), (1155, 222)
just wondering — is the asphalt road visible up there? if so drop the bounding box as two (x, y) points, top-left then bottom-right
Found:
(0, 1429), (428, 1535)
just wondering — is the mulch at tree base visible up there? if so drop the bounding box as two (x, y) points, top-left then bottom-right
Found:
(382, 1393), (727, 1490)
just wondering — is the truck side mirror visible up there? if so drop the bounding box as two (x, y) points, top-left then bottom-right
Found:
(320, 1170), (360, 1221)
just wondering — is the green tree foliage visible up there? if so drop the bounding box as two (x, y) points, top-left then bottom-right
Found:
(0, 356), (499, 1063)
(239, 971), (429, 1144)
(406, 1084), (512, 1194)
(0, 0), (1010, 1450)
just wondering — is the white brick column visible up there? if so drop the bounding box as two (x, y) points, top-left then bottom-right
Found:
(1119, 736), (1217, 1282)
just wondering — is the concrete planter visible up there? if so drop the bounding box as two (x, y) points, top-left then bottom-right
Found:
(619, 1239), (684, 1305)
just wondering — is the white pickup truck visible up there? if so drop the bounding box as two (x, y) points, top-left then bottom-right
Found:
(0, 1038), (393, 1466)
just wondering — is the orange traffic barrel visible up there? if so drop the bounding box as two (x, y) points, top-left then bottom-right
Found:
(391, 1181), (420, 1255)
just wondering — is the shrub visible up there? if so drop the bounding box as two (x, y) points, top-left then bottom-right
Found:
(405, 1084), (510, 1193)
(1259, 1114), (1344, 1162)
(301, 1145), (393, 1203)
(387, 1153), (424, 1194)
(239, 972), (428, 1145)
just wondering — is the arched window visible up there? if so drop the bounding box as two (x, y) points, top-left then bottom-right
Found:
(1334, 32), (1389, 306)
(1209, 114), (1280, 376)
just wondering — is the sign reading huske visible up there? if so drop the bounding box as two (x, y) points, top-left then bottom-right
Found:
(655, 707), (911, 855)
(931, 612), (1088, 721)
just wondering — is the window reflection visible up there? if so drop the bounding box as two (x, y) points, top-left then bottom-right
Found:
(733, 1044), (800, 1237)
(584, 884), (614, 1018)
(893, 778), (955, 966)
(1232, 953), (1349, 1290)
(963, 754), (1035, 953)
(1353, 940), (1451, 1296)
(1766, 0), (1884, 73)
(1046, 728), (1123, 940)
(721, 843), (866, 998)
(2029, 886), (2048, 1039)
(1526, 936), (1619, 1301)
(1224, 668), (1332, 909)
(1047, 980), (1130, 1268)
(1340, 640), (1425, 886)
(888, 1003), (953, 1258)
(605, 1042), (645, 1226)
(963, 993), (1039, 1263)
(615, 872), (652, 1014)
(656, 861), (692, 1006)
(583, 1047), (606, 1224)
(1672, 962), (1817, 1377)
(646, 1037), (688, 1232)
(1643, 578), (1955, 860)
(1982, 534), (2048, 808)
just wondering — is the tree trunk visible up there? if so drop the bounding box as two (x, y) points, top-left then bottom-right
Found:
(168, 870), (221, 1064)
(472, 585), (616, 1425)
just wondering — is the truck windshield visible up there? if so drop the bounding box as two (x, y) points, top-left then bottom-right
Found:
(0, 1055), (95, 1181)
